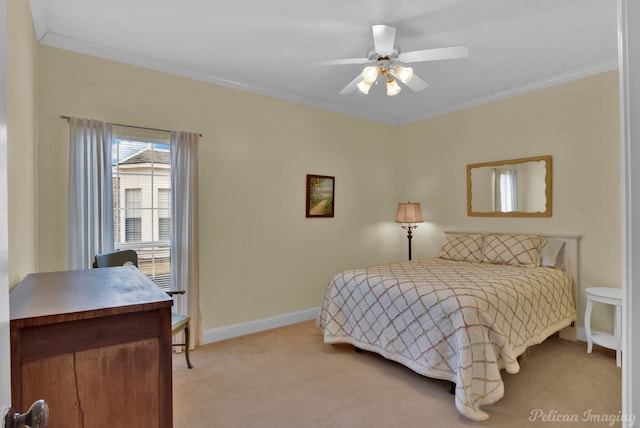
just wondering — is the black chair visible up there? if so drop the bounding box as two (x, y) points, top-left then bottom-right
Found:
(93, 249), (139, 268)
(93, 249), (193, 369)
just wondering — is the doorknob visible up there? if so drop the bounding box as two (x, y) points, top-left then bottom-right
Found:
(4, 400), (48, 428)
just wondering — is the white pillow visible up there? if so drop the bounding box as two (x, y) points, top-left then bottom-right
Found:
(541, 240), (565, 269)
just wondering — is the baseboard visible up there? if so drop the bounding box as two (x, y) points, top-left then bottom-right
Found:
(202, 307), (320, 344)
(557, 326), (595, 343)
(577, 327), (587, 342)
(202, 314), (596, 346)
(576, 327), (613, 343)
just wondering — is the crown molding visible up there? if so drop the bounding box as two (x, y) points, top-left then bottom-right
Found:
(398, 59), (619, 126)
(36, 28), (615, 128)
(28, 0), (47, 41)
(38, 31), (400, 126)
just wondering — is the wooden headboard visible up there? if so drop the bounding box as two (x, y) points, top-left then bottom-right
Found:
(443, 232), (579, 341)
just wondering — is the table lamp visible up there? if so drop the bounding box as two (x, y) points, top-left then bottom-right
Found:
(395, 202), (424, 260)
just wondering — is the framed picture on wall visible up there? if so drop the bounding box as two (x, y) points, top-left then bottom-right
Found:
(306, 174), (335, 218)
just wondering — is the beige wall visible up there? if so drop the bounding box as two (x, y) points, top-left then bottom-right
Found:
(401, 70), (621, 333)
(35, 43), (619, 334)
(36, 46), (403, 329)
(7, 0), (38, 287)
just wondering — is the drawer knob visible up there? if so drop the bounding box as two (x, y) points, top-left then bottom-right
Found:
(5, 400), (49, 428)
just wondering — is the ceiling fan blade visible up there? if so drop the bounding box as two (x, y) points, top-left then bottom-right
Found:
(372, 24), (396, 56)
(403, 73), (429, 92)
(310, 57), (371, 66)
(339, 73), (363, 95)
(389, 70), (429, 92)
(398, 45), (469, 63)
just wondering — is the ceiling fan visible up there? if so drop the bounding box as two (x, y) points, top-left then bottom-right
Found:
(313, 24), (469, 96)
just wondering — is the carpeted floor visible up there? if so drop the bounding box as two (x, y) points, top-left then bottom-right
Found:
(172, 320), (622, 428)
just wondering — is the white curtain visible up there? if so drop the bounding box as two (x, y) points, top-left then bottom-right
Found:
(493, 168), (518, 212)
(170, 131), (202, 348)
(67, 118), (114, 269)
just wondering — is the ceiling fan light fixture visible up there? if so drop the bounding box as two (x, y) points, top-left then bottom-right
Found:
(320, 24), (468, 97)
(394, 66), (414, 83)
(357, 79), (373, 94)
(386, 78), (401, 96)
(362, 66), (379, 83)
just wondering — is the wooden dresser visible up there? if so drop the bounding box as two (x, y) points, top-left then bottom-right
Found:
(10, 266), (174, 428)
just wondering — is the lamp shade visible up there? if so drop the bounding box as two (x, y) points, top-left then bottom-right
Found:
(362, 66), (379, 83)
(386, 78), (401, 96)
(357, 79), (373, 94)
(394, 66), (414, 83)
(395, 202), (424, 223)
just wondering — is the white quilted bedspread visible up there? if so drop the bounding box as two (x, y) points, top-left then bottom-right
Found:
(316, 258), (575, 421)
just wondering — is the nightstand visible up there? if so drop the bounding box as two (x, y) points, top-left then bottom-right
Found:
(584, 287), (622, 367)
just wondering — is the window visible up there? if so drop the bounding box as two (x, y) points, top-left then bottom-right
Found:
(493, 168), (518, 212)
(158, 188), (171, 241)
(125, 188), (142, 242)
(112, 135), (172, 290)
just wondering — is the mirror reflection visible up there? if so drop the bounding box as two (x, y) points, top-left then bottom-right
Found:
(467, 155), (552, 217)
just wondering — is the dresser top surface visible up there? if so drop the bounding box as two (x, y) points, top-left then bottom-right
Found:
(10, 267), (173, 326)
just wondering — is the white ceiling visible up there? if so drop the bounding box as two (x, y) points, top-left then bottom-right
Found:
(29, 0), (618, 126)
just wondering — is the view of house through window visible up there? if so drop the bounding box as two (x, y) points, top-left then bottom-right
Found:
(112, 135), (171, 290)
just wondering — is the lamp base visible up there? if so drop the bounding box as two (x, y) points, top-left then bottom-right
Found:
(402, 225), (418, 260)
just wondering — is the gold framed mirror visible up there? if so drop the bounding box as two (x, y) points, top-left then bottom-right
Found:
(467, 155), (552, 217)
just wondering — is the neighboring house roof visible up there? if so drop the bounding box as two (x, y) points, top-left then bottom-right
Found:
(118, 148), (170, 165)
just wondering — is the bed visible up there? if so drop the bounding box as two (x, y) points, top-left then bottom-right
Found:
(316, 232), (577, 421)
